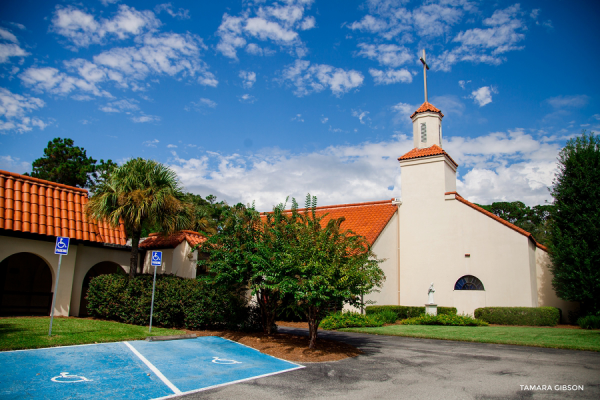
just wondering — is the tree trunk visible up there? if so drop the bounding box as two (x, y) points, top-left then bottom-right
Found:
(258, 289), (277, 335)
(130, 230), (141, 279)
(307, 307), (321, 349)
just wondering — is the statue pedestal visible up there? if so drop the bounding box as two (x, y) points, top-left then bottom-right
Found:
(425, 303), (437, 316)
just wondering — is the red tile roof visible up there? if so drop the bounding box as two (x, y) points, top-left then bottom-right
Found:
(0, 169), (126, 245)
(445, 191), (548, 251)
(139, 230), (207, 250)
(261, 199), (398, 246)
(398, 144), (459, 167)
(410, 101), (444, 119)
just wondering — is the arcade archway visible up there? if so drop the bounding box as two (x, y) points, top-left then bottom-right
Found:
(0, 252), (53, 316)
(79, 261), (126, 316)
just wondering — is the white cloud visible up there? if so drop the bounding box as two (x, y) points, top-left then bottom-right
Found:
(0, 88), (48, 133)
(51, 5), (161, 48)
(391, 102), (417, 124)
(239, 70), (257, 88)
(0, 28), (19, 43)
(280, 60), (364, 97)
(143, 139), (159, 147)
(356, 43), (412, 67)
(133, 114), (160, 123)
(470, 86), (497, 107)
(352, 109), (370, 124)
(369, 68), (412, 85)
(99, 98), (139, 113)
(238, 94), (257, 103)
(19, 66), (111, 97)
(167, 144), (177, 148)
(100, 0), (120, 6)
(215, 0), (315, 60)
(154, 3), (190, 20)
(198, 98), (217, 108)
(168, 128), (559, 211)
(0, 43), (29, 64)
(0, 155), (30, 173)
(291, 114), (304, 122)
(546, 95), (589, 109)
(321, 116), (328, 124)
(458, 79), (471, 89)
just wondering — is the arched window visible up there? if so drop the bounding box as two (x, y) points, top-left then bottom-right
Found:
(454, 275), (484, 290)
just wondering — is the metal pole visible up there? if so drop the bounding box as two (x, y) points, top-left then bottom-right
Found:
(49, 254), (63, 336)
(149, 262), (159, 333)
(423, 49), (428, 103)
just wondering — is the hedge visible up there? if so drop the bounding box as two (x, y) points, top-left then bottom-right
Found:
(365, 305), (457, 319)
(401, 314), (488, 327)
(474, 307), (560, 326)
(86, 274), (258, 331)
(320, 311), (384, 330)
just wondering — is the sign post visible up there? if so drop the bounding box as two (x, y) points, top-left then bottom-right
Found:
(149, 251), (162, 333)
(49, 237), (70, 336)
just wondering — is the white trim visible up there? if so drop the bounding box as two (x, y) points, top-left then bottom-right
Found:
(152, 365), (305, 399)
(124, 341), (181, 395)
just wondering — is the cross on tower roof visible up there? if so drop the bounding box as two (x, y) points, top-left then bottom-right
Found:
(420, 49), (430, 103)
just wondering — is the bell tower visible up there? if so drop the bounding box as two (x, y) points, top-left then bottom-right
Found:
(412, 49), (444, 149)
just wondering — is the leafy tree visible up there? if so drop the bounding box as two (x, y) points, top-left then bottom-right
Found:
(549, 131), (600, 315)
(198, 194), (386, 348)
(198, 203), (287, 335)
(86, 158), (194, 278)
(285, 195), (385, 349)
(186, 193), (230, 236)
(89, 159), (118, 194)
(27, 137), (117, 190)
(476, 201), (554, 246)
(27, 138), (97, 187)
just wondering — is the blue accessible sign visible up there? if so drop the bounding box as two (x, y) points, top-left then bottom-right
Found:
(54, 237), (70, 255)
(151, 251), (162, 266)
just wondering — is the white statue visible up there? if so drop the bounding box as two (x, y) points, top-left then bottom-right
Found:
(428, 282), (435, 304)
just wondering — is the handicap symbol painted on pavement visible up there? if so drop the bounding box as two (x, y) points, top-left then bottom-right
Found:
(51, 372), (92, 383)
(211, 357), (242, 365)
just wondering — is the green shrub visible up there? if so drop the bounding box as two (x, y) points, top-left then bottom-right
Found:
(474, 307), (560, 326)
(320, 311), (384, 330)
(86, 274), (258, 331)
(373, 309), (399, 324)
(401, 314), (488, 326)
(577, 314), (600, 330)
(366, 305), (457, 320)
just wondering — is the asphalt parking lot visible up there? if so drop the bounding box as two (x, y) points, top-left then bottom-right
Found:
(185, 327), (600, 400)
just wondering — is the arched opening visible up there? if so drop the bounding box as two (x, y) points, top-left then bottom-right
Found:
(79, 261), (126, 316)
(454, 275), (485, 290)
(0, 252), (53, 316)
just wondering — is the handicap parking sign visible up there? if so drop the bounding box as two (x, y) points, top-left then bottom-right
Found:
(151, 251), (162, 267)
(54, 237), (70, 255)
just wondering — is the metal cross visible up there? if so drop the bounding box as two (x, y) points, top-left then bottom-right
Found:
(420, 49), (430, 103)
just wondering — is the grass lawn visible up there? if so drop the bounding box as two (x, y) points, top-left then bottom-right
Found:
(0, 317), (186, 351)
(340, 324), (600, 352)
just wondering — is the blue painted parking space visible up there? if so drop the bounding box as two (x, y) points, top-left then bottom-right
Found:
(0, 337), (304, 399)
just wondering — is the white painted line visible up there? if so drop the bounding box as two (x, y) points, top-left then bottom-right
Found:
(153, 365), (305, 400)
(124, 341), (181, 395)
(219, 337), (305, 368)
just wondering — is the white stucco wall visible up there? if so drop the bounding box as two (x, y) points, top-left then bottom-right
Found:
(142, 242), (198, 279)
(69, 244), (129, 316)
(411, 112), (442, 148)
(397, 154), (547, 316)
(0, 235), (131, 317)
(535, 248), (578, 322)
(365, 211), (399, 307)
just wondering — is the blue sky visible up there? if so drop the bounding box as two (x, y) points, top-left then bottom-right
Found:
(1, 0), (598, 211)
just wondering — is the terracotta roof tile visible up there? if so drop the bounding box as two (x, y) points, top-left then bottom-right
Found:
(139, 230), (207, 249)
(398, 144), (459, 166)
(445, 191), (548, 251)
(0, 169), (126, 245)
(261, 199), (398, 246)
(410, 101), (444, 118)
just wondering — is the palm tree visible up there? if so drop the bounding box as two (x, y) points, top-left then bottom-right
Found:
(86, 158), (194, 278)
